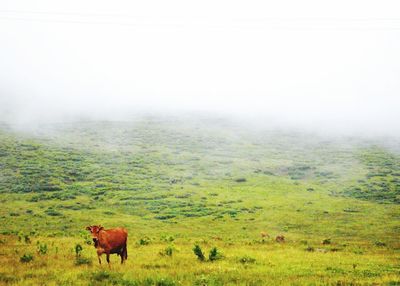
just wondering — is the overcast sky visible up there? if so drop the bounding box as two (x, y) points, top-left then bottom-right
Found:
(0, 0), (399, 135)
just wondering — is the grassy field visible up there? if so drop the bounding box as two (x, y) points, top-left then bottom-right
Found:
(0, 116), (399, 285)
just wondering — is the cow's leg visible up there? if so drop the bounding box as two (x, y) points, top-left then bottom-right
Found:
(119, 247), (124, 264)
(106, 253), (110, 267)
(123, 245), (128, 262)
(122, 246), (128, 264)
(96, 249), (103, 265)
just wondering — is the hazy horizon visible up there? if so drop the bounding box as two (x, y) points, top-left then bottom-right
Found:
(1, 0), (400, 136)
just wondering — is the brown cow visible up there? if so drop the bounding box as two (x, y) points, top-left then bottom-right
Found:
(275, 235), (285, 243)
(86, 225), (128, 265)
(260, 231), (270, 239)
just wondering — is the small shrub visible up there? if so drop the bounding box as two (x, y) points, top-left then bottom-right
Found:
(84, 237), (92, 245)
(374, 241), (386, 247)
(24, 234), (31, 243)
(75, 244), (83, 257)
(193, 244), (205, 261)
(239, 255), (256, 264)
(353, 248), (364, 255)
(194, 275), (224, 286)
(90, 271), (116, 282)
(165, 246), (174, 256)
(326, 266), (346, 274)
(20, 253), (34, 263)
(138, 237), (151, 246)
(45, 208), (62, 217)
(322, 238), (331, 245)
(208, 247), (222, 261)
(305, 246), (315, 252)
(18, 234), (31, 244)
(155, 215), (176, 220)
(124, 277), (176, 286)
(75, 257), (92, 266)
(80, 232), (92, 245)
(24, 234), (31, 244)
(0, 273), (18, 283)
(37, 242), (48, 255)
(343, 208), (360, 213)
(160, 245), (175, 257)
(161, 235), (175, 242)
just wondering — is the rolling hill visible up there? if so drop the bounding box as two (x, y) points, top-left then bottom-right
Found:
(0, 116), (399, 285)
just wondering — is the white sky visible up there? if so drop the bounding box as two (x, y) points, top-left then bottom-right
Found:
(0, 0), (400, 135)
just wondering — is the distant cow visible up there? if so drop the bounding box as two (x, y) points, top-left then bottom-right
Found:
(260, 232), (270, 239)
(86, 225), (128, 265)
(275, 235), (285, 243)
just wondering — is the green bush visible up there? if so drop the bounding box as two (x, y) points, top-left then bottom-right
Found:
(160, 245), (174, 257)
(153, 278), (176, 286)
(208, 247), (222, 261)
(322, 238), (331, 245)
(374, 241), (386, 247)
(161, 235), (175, 242)
(193, 245), (205, 261)
(44, 208), (62, 217)
(75, 257), (92, 266)
(20, 253), (33, 263)
(89, 271), (117, 283)
(18, 234), (31, 244)
(75, 244), (83, 257)
(138, 237), (151, 246)
(37, 242), (48, 255)
(155, 215), (176, 220)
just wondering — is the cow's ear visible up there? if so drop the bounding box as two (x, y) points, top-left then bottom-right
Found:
(98, 226), (104, 231)
(85, 226), (91, 231)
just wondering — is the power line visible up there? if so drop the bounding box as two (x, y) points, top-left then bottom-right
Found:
(0, 10), (136, 18)
(1, 10), (400, 22)
(0, 11), (400, 30)
(0, 16), (141, 27)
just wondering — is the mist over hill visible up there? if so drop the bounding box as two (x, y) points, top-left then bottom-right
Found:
(1, 115), (399, 212)
(1, 114), (399, 285)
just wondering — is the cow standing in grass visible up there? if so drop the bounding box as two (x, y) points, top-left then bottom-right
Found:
(86, 225), (128, 265)
(260, 231), (270, 241)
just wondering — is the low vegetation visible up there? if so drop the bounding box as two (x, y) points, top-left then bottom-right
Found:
(0, 117), (399, 285)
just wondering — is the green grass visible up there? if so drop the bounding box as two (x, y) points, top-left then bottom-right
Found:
(0, 117), (399, 285)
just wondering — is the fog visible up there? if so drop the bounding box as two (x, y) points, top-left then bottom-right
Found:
(1, 0), (400, 136)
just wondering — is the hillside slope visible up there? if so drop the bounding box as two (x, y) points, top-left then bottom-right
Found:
(0, 117), (399, 285)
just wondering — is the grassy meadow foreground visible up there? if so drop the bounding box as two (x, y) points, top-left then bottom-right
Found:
(0, 117), (399, 285)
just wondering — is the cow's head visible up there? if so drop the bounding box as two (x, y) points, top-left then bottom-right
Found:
(85, 225), (104, 247)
